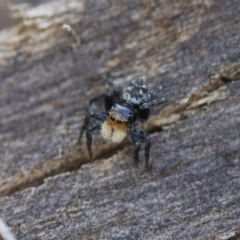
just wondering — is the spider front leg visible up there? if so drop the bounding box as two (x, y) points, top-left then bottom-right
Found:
(86, 120), (102, 159)
(128, 129), (151, 168)
(77, 111), (107, 159)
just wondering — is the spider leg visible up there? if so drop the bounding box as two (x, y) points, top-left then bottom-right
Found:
(149, 85), (163, 95)
(140, 98), (167, 109)
(86, 120), (102, 159)
(105, 79), (119, 93)
(89, 91), (120, 112)
(89, 94), (106, 105)
(77, 111), (107, 145)
(128, 129), (151, 168)
(89, 78), (120, 106)
(104, 79), (121, 104)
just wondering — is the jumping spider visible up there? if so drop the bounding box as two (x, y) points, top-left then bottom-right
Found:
(77, 76), (167, 168)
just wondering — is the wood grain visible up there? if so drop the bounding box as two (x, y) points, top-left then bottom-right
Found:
(0, 0), (240, 239)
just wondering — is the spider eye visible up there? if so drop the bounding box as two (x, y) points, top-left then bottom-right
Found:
(116, 120), (122, 124)
(110, 116), (115, 121)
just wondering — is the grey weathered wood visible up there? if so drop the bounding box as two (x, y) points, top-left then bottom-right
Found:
(0, 0), (240, 239)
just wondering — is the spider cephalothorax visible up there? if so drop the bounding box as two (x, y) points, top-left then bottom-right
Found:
(77, 76), (167, 168)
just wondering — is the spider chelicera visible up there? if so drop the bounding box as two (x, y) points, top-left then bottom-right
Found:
(77, 76), (167, 168)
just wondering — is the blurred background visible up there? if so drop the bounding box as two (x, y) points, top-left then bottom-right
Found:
(0, 0), (52, 30)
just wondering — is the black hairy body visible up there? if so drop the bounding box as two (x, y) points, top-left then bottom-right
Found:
(77, 76), (167, 168)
